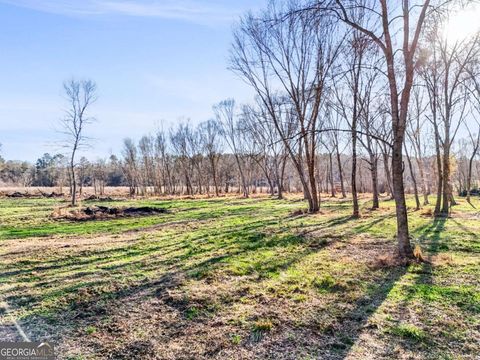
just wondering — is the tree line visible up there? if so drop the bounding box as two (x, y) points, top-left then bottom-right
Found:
(1, 107), (479, 206)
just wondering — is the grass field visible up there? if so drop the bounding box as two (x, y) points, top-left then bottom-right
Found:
(0, 194), (479, 359)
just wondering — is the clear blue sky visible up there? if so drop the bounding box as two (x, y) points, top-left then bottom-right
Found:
(0, 0), (265, 161)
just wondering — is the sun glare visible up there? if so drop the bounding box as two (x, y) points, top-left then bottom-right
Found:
(443, 4), (480, 43)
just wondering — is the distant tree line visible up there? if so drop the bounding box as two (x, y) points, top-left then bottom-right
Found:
(1, 117), (479, 203)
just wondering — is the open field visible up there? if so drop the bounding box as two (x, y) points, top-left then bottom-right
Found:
(0, 194), (479, 359)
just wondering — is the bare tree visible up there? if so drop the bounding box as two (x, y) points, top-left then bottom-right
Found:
(315, 0), (435, 258)
(230, 1), (342, 212)
(77, 156), (90, 196)
(60, 79), (97, 206)
(465, 125), (480, 204)
(213, 99), (249, 198)
(333, 28), (381, 213)
(240, 99), (291, 199)
(420, 9), (479, 215)
(465, 46), (480, 205)
(198, 119), (223, 197)
(155, 128), (172, 195)
(138, 135), (155, 196)
(404, 142), (421, 210)
(122, 138), (138, 196)
(170, 122), (195, 195)
(358, 95), (382, 210)
(326, 110), (348, 198)
(92, 159), (107, 195)
(407, 86), (430, 206)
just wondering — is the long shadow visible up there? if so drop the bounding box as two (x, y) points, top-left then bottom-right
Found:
(404, 217), (446, 305)
(3, 216), (286, 304)
(0, 199), (269, 241)
(268, 215), (436, 358)
(414, 217), (446, 254)
(0, 210), (280, 280)
(378, 216), (478, 359)
(3, 215), (287, 302)
(1, 200), (416, 358)
(336, 265), (407, 358)
(351, 213), (394, 233)
(263, 253), (407, 359)
(357, 216), (479, 359)
(2, 216), (346, 346)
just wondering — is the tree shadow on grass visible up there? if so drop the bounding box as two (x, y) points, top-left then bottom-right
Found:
(1, 217), (349, 350)
(1, 208), (411, 359)
(314, 218), (447, 358)
(261, 248), (407, 359)
(372, 216), (480, 359)
(414, 217), (446, 253)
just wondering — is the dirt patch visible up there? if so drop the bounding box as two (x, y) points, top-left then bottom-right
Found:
(6, 192), (28, 198)
(419, 208), (434, 217)
(368, 254), (408, 269)
(5, 191), (64, 199)
(52, 206), (169, 221)
(83, 195), (128, 202)
(288, 209), (308, 218)
(84, 195), (116, 201)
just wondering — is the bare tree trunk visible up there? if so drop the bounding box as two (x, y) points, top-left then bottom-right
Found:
(381, 146), (394, 199)
(405, 144), (420, 210)
(61, 79), (97, 206)
(392, 136), (411, 258)
(441, 143), (450, 214)
(370, 155), (379, 209)
(335, 142), (347, 198)
(467, 144), (479, 205)
(234, 154), (249, 198)
(432, 122), (443, 215)
(210, 157), (219, 197)
(307, 162), (320, 212)
(329, 153), (336, 197)
(278, 155), (287, 200)
(70, 158), (77, 206)
(351, 125), (360, 218)
(416, 157), (429, 205)
(324, 0), (430, 259)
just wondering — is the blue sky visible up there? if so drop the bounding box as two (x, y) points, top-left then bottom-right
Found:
(0, 0), (265, 161)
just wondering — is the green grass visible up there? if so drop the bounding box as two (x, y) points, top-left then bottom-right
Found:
(388, 323), (427, 342)
(0, 194), (478, 359)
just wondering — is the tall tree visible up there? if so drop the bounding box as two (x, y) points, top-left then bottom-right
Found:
(407, 86), (430, 206)
(230, 1), (342, 212)
(317, 0), (434, 258)
(198, 119), (223, 197)
(213, 99), (249, 198)
(60, 79), (97, 206)
(420, 7), (479, 215)
(122, 138), (138, 196)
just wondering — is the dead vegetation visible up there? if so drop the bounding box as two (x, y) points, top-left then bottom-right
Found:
(84, 195), (116, 202)
(4, 191), (64, 199)
(52, 205), (169, 221)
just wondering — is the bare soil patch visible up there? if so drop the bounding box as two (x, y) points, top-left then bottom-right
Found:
(52, 205), (169, 221)
(4, 191), (64, 199)
(84, 195), (117, 202)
